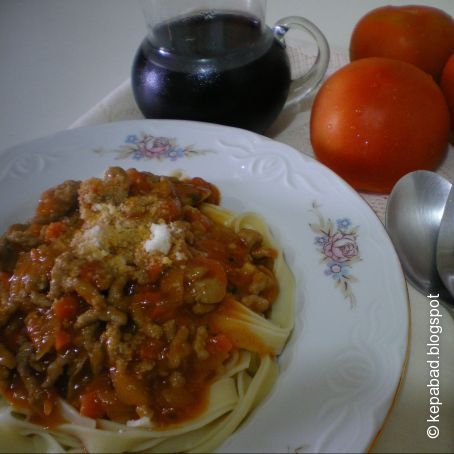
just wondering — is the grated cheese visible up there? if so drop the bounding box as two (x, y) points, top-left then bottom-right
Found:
(144, 223), (172, 255)
(72, 225), (109, 260)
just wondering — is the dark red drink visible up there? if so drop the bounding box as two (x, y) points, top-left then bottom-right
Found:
(131, 12), (291, 134)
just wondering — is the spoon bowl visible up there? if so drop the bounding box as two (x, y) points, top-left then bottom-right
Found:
(385, 170), (453, 304)
(437, 186), (454, 301)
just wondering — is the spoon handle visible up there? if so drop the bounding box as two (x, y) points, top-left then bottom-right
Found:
(436, 185), (454, 310)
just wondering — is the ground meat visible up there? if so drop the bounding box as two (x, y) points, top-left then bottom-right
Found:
(79, 167), (129, 208)
(102, 323), (122, 363)
(0, 237), (17, 272)
(43, 353), (72, 388)
(16, 342), (45, 406)
(119, 194), (160, 219)
(107, 275), (128, 310)
(238, 228), (263, 250)
(48, 252), (83, 299)
(33, 180), (80, 224)
(241, 294), (270, 313)
(5, 224), (42, 250)
(250, 247), (277, 260)
(89, 342), (105, 377)
(173, 181), (212, 206)
(29, 291), (51, 308)
(0, 277), (16, 326)
(0, 366), (10, 392)
(66, 353), (88, 400)
(8, 253), (51, 308)
(192, 302), (217, 315)
(73, 280), (106, 310)
(75, 308), (103, 329)
(248, 269), (273, 294)
(193, 326), (209, 360)
(0, 343), (16, 369)
(80, 324), (105, 376)
(169, 371), (185, 388)
(167, 326), (191, 369)
(163, 320), (176, 342)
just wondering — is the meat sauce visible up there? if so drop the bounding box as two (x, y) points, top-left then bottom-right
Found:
(0, 168), (278, 428)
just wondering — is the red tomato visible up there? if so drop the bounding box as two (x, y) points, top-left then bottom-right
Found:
(350, 5), (454, 81)
(207, 333), (233, 355)
(44, 220), (68, 242)
(80, 391), (105, 419)
(53, 295), (80, 321)
(54, 330), (72, 351)
(310, 57), (450, 193)
(441, 53), (454, 129)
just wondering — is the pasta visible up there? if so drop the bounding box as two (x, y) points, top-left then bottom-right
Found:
(0, 167), (294, 453)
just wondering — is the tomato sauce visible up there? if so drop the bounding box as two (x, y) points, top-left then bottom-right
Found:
(0, 168), (279, 429)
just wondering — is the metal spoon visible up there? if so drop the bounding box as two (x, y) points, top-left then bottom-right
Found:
(436, 185), (454, 306)
(385, 170), (454, 311)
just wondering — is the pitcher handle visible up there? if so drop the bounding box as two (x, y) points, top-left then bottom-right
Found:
(274, 16), (330, 106)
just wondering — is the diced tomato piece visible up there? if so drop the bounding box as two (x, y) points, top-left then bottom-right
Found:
(111, 368), (150, 406)
(160, 198), (182, 222)
(79, 261), (112, 291)
(35, 196), (55, 220)
(25, 314), (41, 346)
(25, 312), (53, 351)
(0, 272), (10, 289)
(133, 290), (162, 307)
(80, 391), (105, 419)
(148, 302), (179, 323)
(195, 239), (227, 262)
(160, 267), (184, 304)
(126, 168), (153, 194)
(139, 338), (164, 361)
(55, 330), (71, 351)
(190, 256), (227, 287)
(147, 261), (163, 282)
(43, 393), (56, 417)
(97, 389), (136, 423)
(53, 295), (80, 321)
(44, 220), (68, 242)
(132, 290), (177, 323)
(207, 333), (233, 354)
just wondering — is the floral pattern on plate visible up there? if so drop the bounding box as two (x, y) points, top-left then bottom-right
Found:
(310, 201), (361, 307)
(95, 132), (211, 161)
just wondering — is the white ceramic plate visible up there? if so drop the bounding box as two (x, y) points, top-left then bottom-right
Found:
(0, 120), (409, 453)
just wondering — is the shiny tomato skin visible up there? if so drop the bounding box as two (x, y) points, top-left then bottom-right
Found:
(441, 53), (454, 130)
(310, 57), (450, 193)
(350, 5), (454, 81)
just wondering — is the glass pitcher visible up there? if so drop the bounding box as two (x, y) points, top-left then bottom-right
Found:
(132, 0), (330, 134)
